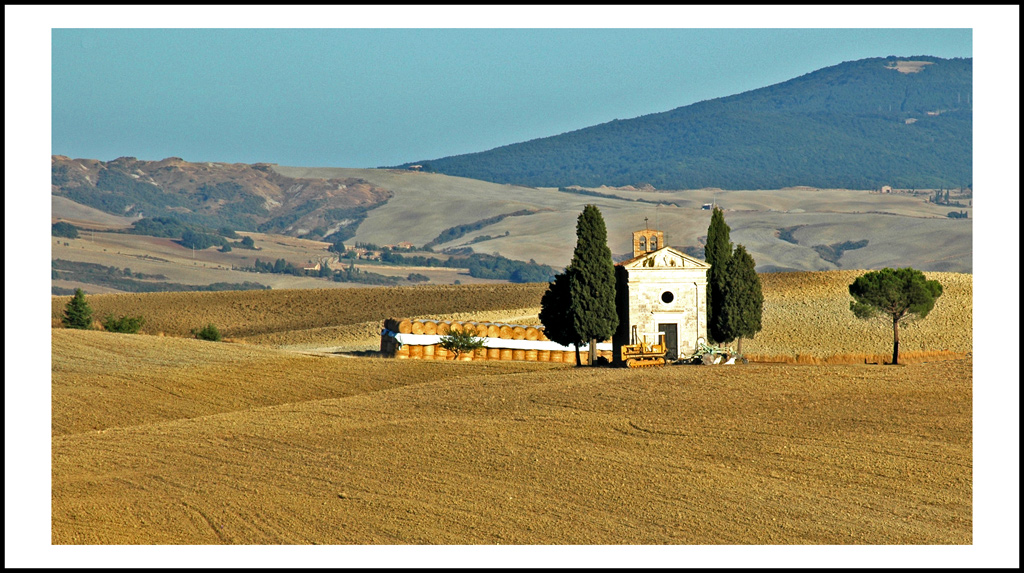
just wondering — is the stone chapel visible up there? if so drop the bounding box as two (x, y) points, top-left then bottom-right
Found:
(613, 225), (710, 363)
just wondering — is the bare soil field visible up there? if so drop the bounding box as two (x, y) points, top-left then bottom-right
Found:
(52, 328), (972, 544)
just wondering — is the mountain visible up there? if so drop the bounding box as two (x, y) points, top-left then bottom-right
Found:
(397, 57), (972, 190)
(50, 155), (392, 242)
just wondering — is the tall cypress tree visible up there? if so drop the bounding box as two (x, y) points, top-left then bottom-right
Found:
(568, 205), (619, 366)
(705, 206), (733, 343)
(719, 244), (763, 355)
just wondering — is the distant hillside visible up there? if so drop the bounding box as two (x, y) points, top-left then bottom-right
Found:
(398, 57), (972, 190)
(50, 156), (392, 242)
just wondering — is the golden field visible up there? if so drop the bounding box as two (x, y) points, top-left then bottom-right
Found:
(50, 270), (974, 545)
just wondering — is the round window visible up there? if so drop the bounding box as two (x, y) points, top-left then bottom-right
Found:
(661, 291), (674, 304)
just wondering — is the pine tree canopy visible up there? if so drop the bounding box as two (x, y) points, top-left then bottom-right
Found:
(848, 267), (943, 365)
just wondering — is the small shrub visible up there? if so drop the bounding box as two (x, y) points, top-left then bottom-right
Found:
(102, 314), (145, 334)
(439, 328), (485, 359)
(192, 323), (222, 341)
(61, 288), (93, 329)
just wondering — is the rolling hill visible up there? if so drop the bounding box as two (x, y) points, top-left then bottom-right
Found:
(397, 57), (972, 190)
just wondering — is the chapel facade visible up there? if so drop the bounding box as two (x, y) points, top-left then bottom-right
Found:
(613, 226), (710, 363)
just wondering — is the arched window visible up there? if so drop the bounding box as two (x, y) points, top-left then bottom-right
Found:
(638, 237), (646, 251)
(649, 236), (658, 250)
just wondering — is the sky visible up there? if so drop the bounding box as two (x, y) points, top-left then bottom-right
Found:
(7, 4), (1021, 570)
(49, 26), (976, 168)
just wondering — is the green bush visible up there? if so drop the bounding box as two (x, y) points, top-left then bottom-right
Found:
(102, 314), (145, 334)
(191, 323), (222, 341)
(438, 329), (485, 359)
(52, 221), (80, 239)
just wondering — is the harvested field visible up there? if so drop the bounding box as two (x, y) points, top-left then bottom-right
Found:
(51, 327), (972, 545)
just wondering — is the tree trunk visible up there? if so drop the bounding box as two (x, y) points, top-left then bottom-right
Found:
(736, 337), (743, 356)
(575, 344), (581, 366)
(892, 316), (900, 365)
(589, 337), (597, 366)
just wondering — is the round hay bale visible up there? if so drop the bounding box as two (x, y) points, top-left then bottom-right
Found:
(538, 349), (551, 362)
(512, 349), (526, 361)
(563, 351), (577, 364)
(409, 345), (424, 358)
(486, 324), (501, 338)
(537, 328), (548, 341)
(398, 319), (412, 334)
(423, 344), (436, 359)
(436, 321), (451, 335)
(474, 347), (488, 360)
(525, 349), (538, 361)
(411, 321), (425, 335)
(512, 326), (527, 340)
(458, 352), (474, 361)
(423, 320), (438, 335)
(499, 348), (513, 361)
(450, 322), (464, 333)
(435, 346), (449, 360)
(499, 324), (513, 339)
(525, 327), (540, 341)
(475, 323), (490, 337)
(395, 345), (410, 358)
(487, 347), (501, 360)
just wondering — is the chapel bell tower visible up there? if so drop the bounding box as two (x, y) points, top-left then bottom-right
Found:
(632, 219), (664, 258)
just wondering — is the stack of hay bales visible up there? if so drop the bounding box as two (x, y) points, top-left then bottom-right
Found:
(380, 318), (612, 363)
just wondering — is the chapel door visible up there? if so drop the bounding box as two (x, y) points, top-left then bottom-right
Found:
(658, 323), (678, 361)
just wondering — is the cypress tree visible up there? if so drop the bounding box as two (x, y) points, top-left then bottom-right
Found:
(61, 288), (93, 329)
(705, 206), (733, 343)
(538, 270), (584, 360)
(719, 244), (763, 355)
(567, 205), (619, 366)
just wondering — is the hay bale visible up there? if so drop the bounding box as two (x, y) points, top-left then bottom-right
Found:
(538, 350), (551, 362)
(411, 320), (425, 335)
(458, 352), (474, 361)
(563, 351), (577, 364)
(450, 322), (464, 333)
(435, 346), (449, 360)
(487, 347), (501, 360)
(475, 323), (490, 337)
(395, 345), (410, 359)
(499, 324), (513, 339)
(474, 347), (488, 360)
(486, 323), (501, 338)
(436, 321), (451, 335)
(525, 327), (540, 341)
(398, 319), (412, 334)
(538, 328), (549, 341)
(423, 320), (438, 335)
(512, 349), (526, 361)
(525, 349), (538, 361)
(499, 348), (513, 361)
(423, 344), (436, 360)
(409, 345), (424, 358)
(512, 326), (527, 340)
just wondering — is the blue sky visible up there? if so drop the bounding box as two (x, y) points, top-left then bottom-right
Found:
(49, 26), (974, 168)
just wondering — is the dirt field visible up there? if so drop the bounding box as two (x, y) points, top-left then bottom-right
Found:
(51, 327), (972, 545)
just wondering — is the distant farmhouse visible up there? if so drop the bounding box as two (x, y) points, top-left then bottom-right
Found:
(613, 226), (710, 362)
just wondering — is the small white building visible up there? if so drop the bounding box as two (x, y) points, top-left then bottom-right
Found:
(613, 227), (710, 362)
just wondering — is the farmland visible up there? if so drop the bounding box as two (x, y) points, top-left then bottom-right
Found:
(49, 270), (973, 546)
